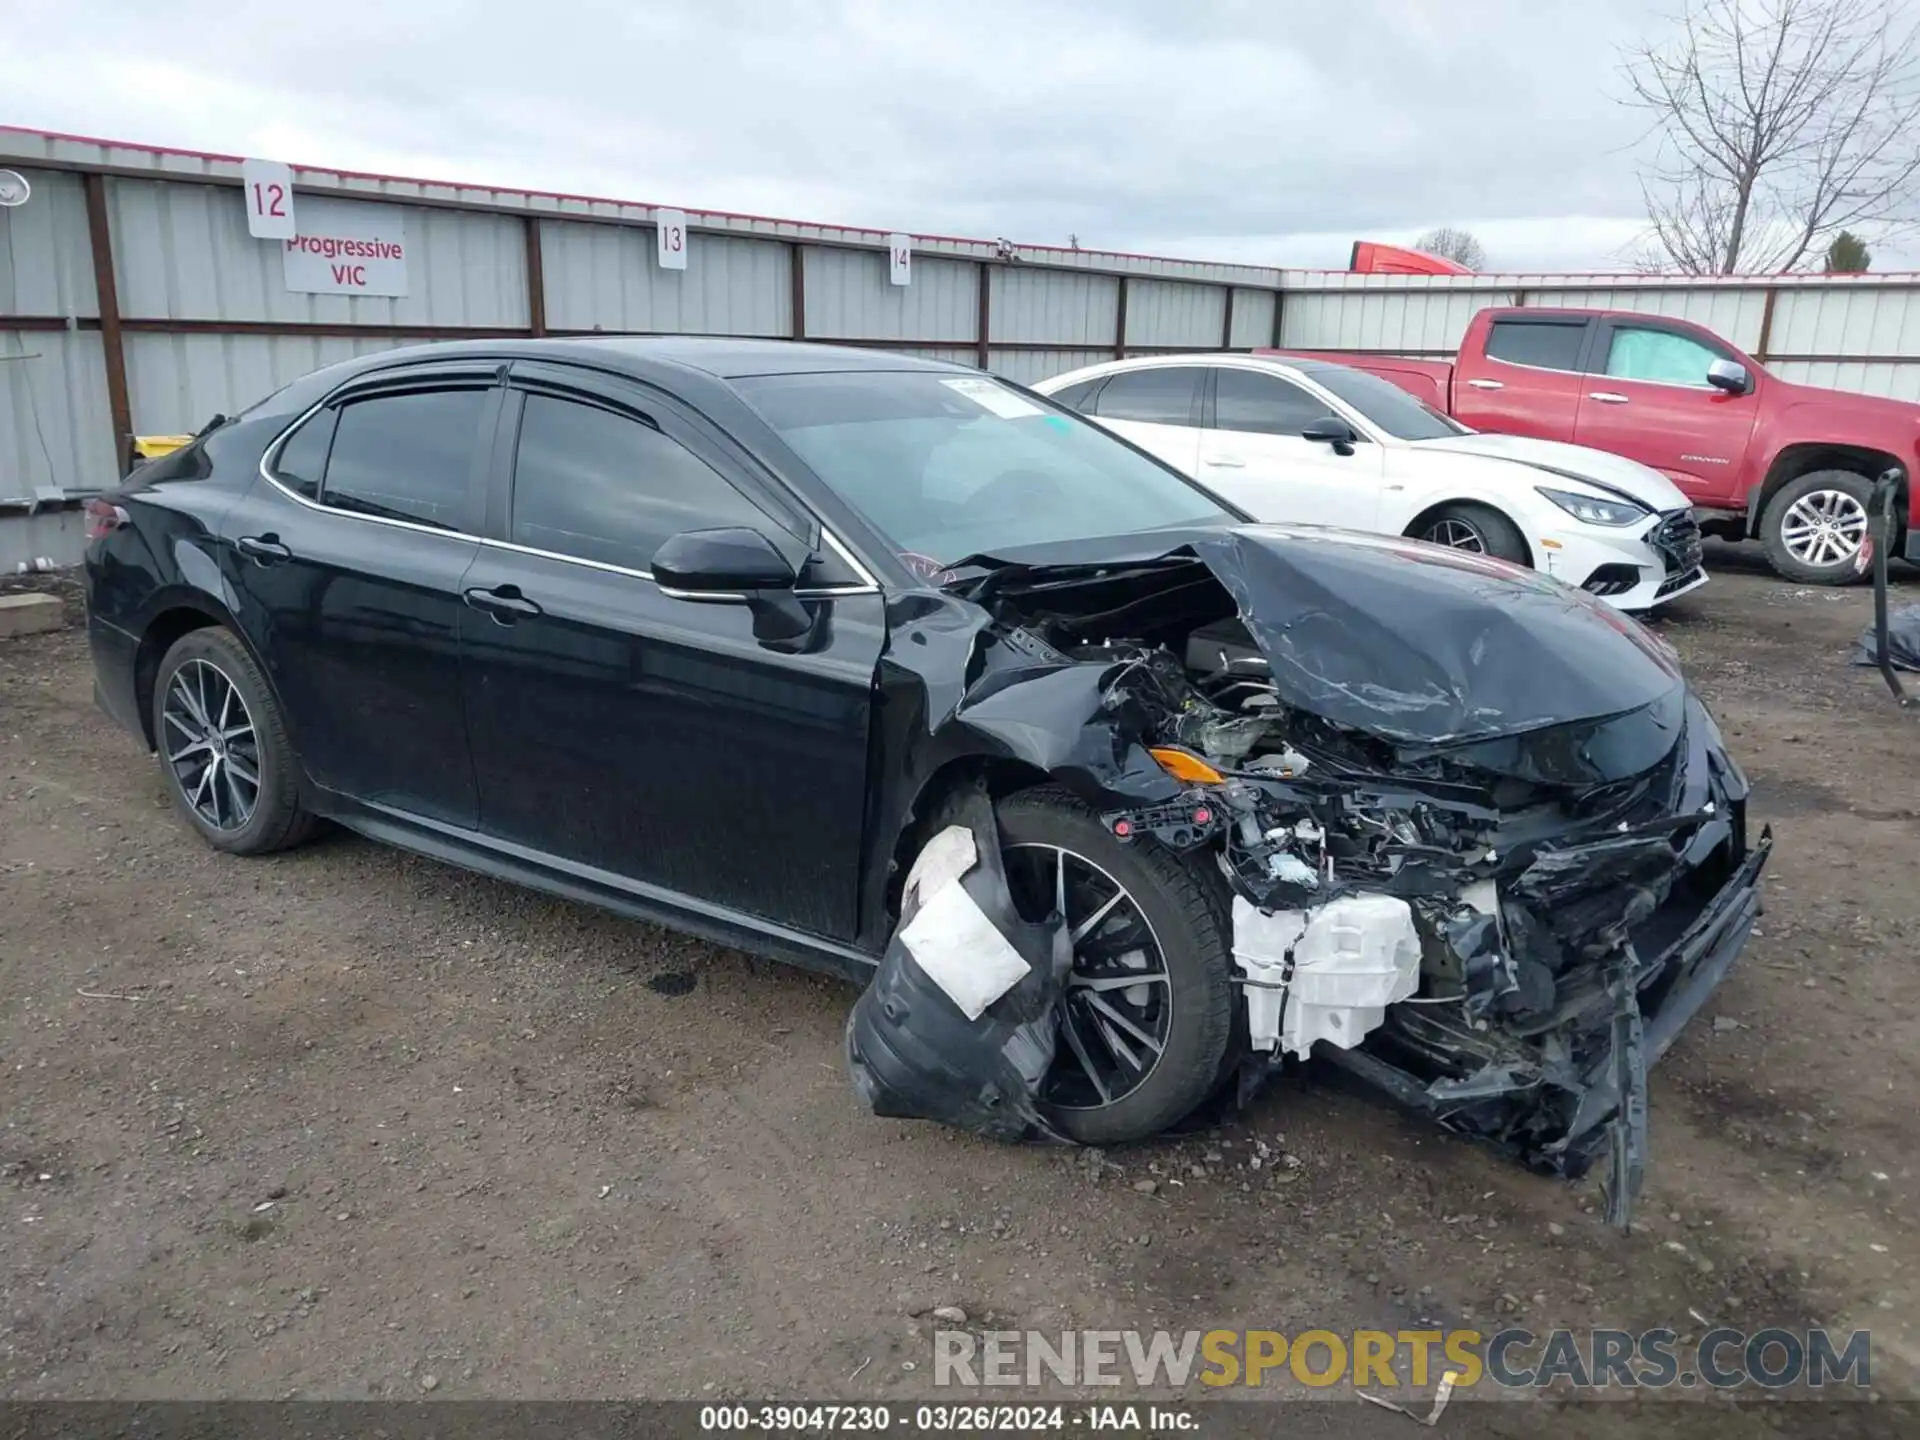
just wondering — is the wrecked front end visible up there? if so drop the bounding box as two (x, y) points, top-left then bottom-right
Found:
(855, 525), (1769, 1226)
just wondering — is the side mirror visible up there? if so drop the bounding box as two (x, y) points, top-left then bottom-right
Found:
(1301, 416), (1358, 456)
(1706, 358), (1751, 396)
(652, 526), (814, 644)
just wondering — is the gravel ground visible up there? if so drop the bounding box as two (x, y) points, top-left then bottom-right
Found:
(1, 550), (1916, 1434)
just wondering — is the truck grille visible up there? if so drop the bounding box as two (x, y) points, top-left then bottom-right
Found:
(1648, 510), (1704, 576)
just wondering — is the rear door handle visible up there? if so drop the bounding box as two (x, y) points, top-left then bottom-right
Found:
(1205, 455), (1247, 468)
(235, 534), (291, 563)
(463, 585), (544, 622)
(1466, 379), (1504, 391)
(1588, 391), (1631, 404)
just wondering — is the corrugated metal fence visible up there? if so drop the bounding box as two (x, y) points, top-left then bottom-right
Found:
(0, 128), (1281, 512)
(5, 127), (1920, 542)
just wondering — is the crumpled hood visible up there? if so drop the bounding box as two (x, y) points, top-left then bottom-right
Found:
(1415, 432), (1690, 513)
(1187, 524), (1687, 747)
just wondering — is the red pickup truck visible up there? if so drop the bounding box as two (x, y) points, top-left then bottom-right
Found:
(1276, 306), (1920, 584)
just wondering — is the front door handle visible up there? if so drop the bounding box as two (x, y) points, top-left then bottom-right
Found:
(463, 585), (544, 622)
(1205, 455), (1247, 468)
(1588, 391), (1631, 404)
(236, 534), (291, 564)
(1466, 378), (1504, 391)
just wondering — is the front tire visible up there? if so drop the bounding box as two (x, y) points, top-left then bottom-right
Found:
(996, 785), (1234, 1144)
(1761, 470), (1873, 585)
(151, 627), (316, 855)
(1415, 502), (1530, 565)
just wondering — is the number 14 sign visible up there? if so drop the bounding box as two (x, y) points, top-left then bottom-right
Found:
(242, 159), (296, 240)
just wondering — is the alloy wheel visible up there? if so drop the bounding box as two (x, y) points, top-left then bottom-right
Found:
(1001, 843), (1173, 1111)
(1422, 517), (1486, 552)
(1779, 489), (1868, 568)
(162, 659), (261, 832)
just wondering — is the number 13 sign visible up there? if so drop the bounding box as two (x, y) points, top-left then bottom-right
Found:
(656, 209), (689, 271)
(241, 159), (296, 241)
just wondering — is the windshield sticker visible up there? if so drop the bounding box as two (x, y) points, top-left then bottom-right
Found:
(941, 377), (1045, 419)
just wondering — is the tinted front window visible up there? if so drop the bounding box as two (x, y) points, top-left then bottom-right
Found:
(1090, 367), (1202, 426)
(1213, 368), (1335, 436)
(737, 370), (1231, 566)
(1308, 365), (1467, 441)
(272, 406), (337, 499)
(322, 389), (485, 529)
(1486, 320), (1586, 372)
(510, 393), (774, 572)
(1605, 327), (1723, 387)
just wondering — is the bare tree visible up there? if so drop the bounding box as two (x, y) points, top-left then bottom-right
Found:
(1624, 0), (1920, 274)
(1413, 226), (1488, 270)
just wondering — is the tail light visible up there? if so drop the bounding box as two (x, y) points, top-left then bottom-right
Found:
(84, 498), (129, 540)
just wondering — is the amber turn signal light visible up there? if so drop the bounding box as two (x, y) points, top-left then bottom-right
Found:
(1148, 747), (1225, 785)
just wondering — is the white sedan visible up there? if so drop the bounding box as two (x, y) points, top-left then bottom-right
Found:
(1032, 354), (1707, 611)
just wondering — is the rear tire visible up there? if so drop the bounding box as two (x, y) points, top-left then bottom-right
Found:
(151, 627), (317, 855)
(996, 785), (1235, 1144)
(1760, 469), (1873, 585)
(1415, 502), (1530, 565)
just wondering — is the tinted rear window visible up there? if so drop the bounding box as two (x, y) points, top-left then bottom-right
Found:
(1048, 377), (1104, 411)
(322, 389), (486, 530)
(1485, 320), (1587, 372)
(1090, 367), (1203, 426)
(272, 407), (337, 499)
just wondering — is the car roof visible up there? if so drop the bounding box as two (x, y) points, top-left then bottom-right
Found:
(253, 335), (978, 423)
(1035, 351), (1328, 388)
(562, 335), (967, 379)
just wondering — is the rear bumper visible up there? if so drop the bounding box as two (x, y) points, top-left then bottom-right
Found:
(88, 613), (146, 745)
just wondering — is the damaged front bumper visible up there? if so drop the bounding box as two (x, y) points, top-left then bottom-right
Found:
(846, 526), (1778, 1222)
(1322, 830), (1769, 1228)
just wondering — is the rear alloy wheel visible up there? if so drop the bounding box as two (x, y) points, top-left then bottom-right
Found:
(995, 785), (1234, 1144)
(162, 659), (261, 833)
(151, 628), (317, 855)
(1761, 470), (1873, 584)
(1416, 502), (1530, 565)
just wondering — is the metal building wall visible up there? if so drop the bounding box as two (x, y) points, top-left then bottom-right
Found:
(17, 123), (1920, 561)
(0, 126), (1294, 564)
(1124, 279), (1227, 349)
(2, 168), (97, 317)
(2, 329), (114, 502)
(541, 219), (790, 335)
(801, 248), (976, 343)
(2, 168), (112, 505)
(123, 332), (442, 436)
(106, 177), (530, 328)
(988, 267), (1119, 346)
(989, 348), (1112, 386)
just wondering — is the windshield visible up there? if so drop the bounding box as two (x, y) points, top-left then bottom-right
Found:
(1309, 365), (1467, 441)
(735, 370), (1233, 569)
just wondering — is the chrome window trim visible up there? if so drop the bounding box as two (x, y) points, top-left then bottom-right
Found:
(257, 397), (879, 598)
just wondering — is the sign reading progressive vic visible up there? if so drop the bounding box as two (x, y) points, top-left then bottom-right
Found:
(283, 197), (409, 297)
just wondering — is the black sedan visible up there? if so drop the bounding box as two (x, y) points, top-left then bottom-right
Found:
(84, 338), (1766, 1219)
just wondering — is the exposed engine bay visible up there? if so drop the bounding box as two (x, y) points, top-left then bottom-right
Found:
(848, 528), (1770, 1230)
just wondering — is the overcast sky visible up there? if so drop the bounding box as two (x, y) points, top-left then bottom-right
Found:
(4, 0), (1904, 271)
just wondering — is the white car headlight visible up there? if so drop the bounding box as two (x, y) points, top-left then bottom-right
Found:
(1536, 486), (1648, 528)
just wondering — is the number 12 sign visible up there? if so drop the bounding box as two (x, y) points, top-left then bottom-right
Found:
(241, 159), (296, 241)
